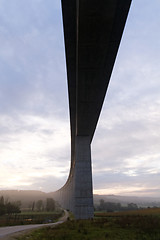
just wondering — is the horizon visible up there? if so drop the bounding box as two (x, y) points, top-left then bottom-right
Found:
(0, 189), (160, 200)
(0, 188), (160, 199)
(0, 0), (160, 197)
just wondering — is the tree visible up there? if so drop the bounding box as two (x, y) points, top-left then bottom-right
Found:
(46, 198), (55, 212)
(127, 203), (138, 210)
(0, 205), (5, 216)
(0, 196), (5, 216)
(36, 200), (44, 211)
(99, 199), (105, 210)
(5, 202), (21, 214)
(14, 201), (21, 208)
(0, 196), (21, 215)
(0, 196), (4, 205)
(32, 201), (35, 211)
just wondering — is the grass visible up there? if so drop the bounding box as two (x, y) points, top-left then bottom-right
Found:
(0, 210), (64, 227)
(15, 208), (160, 240)
(95, 207), (160, 217)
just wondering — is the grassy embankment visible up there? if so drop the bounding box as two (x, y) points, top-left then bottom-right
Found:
(0, 210), (64, 227)
(15, 208), (160, 240)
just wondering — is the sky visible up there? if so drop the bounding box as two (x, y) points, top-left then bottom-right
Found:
(0, 0), (160, 197)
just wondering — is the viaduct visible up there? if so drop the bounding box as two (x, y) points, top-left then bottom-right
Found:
(53, 0), (132, 219)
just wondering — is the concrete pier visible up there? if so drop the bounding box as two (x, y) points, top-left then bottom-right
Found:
(74, 136), (93, 219)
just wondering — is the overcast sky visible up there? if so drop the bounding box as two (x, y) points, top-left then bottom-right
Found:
(0, 0), (160, 197)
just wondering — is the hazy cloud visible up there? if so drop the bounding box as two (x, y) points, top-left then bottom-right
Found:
(0, 0), (160, 196)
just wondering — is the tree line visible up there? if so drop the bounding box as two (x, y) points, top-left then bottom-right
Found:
(95, 199), (138, 212)
(0, 196), (58, 216)
(30, 198), (57, 212)
(0, 196), (21, 216)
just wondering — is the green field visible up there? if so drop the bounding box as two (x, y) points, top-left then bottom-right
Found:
(0, 210), (64, 227)
(16, 208), (160, 240)
(95, 207), (160, 217)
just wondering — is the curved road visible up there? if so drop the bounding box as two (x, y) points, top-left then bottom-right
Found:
(0, 210), (69, 240)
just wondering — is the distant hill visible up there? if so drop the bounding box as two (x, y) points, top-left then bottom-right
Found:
(94, 194), (160, 208)
(0, 190), (160, 208)
(0, 190), (53, 208)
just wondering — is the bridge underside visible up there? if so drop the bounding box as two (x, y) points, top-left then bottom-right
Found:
(53, 0), (132, 219)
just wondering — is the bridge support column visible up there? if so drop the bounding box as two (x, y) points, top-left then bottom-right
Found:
(73, 136), (94, 219)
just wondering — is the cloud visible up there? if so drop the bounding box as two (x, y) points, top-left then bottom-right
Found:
(0, 0), (160, 196)
(92, 0), (160, 196)
(0, 173), (67, 192)
(0, 0), (67, 117)
(0, 0), (70, 193)
(0, 113), (70, 190)
(93, 170), (160, 197)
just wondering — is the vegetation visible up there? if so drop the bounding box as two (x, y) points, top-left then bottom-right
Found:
(16, 209), (160, 240)
(0, 196), (21, 216)
(28, 198), (57, 212)
(95, 199), (138, 212)
(0, 190), (59, 210)
(46, 198), (56, 212)
(1, 192), (160, 239)
(95, 207), (160, 217)
(0, 195), (62, 227)
(0, 210), (64, 227)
